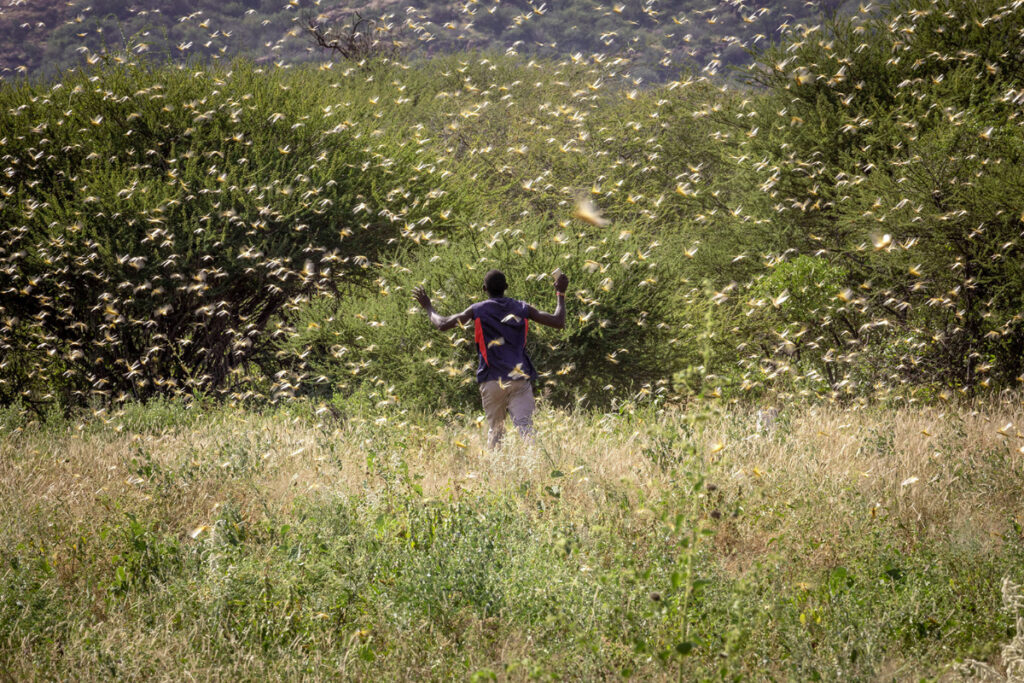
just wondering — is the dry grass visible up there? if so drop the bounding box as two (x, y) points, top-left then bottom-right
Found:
(2, 397), (1023, 680)
(3, 399), (1023, 561)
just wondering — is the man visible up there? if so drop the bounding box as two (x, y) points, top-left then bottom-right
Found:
(413, 268), (568, 447)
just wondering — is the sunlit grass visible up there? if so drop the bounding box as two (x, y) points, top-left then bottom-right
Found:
(1, 397), (1023, 679)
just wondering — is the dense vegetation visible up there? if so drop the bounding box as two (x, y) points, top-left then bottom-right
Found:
(2, 397), (1023, 679)
(2, 0), (1024, 678)
(2, 0), (1023, 414)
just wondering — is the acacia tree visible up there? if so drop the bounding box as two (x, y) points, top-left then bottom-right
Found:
(0, 59), (458, 408)
(742, 0), (1024, 392)
(306, 10), (407, 62)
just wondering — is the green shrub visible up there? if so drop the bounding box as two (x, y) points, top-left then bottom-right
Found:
(278, 215), (683, 410)
(0, 58), (466, 406)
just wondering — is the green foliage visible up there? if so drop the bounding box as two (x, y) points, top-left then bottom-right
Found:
(2, 401), (1023, 678)
(6, 0), (1024, 411)
(109, 513), (182, 595)
(750, 255), (845, 326)
(737, 255), (849, 394)
(674, 257), (851, 401)
(0, 58), (467, 405)
(741, 0), (1024, 394)
(279, 216), (681, 411)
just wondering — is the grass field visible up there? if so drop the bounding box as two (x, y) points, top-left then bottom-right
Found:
(2, 397), (1023, 680)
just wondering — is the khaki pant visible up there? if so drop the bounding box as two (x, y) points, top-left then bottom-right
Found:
(479, 379), (535, 447)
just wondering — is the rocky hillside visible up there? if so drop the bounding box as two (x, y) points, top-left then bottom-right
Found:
(1, 0), (866, 82)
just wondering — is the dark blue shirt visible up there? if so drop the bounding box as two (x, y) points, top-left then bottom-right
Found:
(470, 298), (537, 383)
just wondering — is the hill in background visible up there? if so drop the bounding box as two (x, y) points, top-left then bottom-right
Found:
(1, 0), (866, 83)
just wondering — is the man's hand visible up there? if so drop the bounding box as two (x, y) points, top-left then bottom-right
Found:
(412, 285), (432, 310)
(526, 271), (568, 329)
(552, 268), (569, 294)
(414, 287), (473, 331)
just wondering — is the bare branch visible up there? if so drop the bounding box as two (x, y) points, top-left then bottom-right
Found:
(306, 11), (405, 62)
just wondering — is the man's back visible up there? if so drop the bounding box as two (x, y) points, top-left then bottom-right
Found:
(470, 297), (536, 383)
(412, 268), (567, 447)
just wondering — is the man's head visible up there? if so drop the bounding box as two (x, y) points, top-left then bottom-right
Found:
(483, 269), (507, 297)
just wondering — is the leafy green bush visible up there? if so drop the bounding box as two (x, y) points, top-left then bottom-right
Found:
(0, 58), (466, 406)
(6, 0), (1024, 412)
(278, 215), (683, 410)
(736, 255), (849, 395)
(746, 0), (1024, 394)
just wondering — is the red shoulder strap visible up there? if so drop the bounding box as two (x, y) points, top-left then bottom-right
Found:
(474, 318), (489, 365)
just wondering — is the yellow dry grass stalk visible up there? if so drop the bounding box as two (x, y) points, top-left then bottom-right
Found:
(2, 399), (1022, 567)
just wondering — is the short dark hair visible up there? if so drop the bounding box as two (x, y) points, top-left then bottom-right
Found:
(483, 269), (507, 297)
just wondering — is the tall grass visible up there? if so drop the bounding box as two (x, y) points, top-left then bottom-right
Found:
(2, 397), (1022, 679)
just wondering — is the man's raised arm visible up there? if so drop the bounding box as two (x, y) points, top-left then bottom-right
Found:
(413, 286), (473, 331)
(526, 269), (568, 329)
